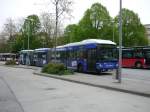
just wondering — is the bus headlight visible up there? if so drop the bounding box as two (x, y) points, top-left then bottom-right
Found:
(96, 63), (103, 69)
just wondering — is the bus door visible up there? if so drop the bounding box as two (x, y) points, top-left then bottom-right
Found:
(87, 48), (97, 72)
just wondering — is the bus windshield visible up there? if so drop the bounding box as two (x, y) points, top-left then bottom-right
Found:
(98, 45), (117, 61)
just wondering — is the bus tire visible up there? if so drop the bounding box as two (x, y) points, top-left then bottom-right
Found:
(135, 62), (142, 69)
(78, 64), (83, 73)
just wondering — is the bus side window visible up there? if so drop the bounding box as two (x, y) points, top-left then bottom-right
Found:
(146, 51), (150, 58)
(134, 51), (143, 58)
(123, 51), (133, 58)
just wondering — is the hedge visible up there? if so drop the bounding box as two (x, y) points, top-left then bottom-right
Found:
(42, 62), (74, 75)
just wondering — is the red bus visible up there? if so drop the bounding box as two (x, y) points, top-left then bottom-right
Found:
(122, 46), (150, 68)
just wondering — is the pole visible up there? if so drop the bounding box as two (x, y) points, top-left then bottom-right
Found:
(118, 0), (122, 83)
(54, 1), (58, 62)
(113, 20), (114, 42)
(27, 21), (30, 50)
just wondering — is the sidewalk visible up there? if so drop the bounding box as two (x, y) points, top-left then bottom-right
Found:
(34, 70), (150, 98)
(1, 62), (150, 98)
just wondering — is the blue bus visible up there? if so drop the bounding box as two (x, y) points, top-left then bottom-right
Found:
(56, 39), (118, 73)
(34, 48), (51, 67)
(19, 50), (34, 65)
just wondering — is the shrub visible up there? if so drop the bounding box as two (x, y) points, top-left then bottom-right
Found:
(42, 62), (74, 75)
(5, 60), (17, 65)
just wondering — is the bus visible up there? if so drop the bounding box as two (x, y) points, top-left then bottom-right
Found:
(56, 39), (118, 73)
(122, 46), (150, 68)
(34, 48), (51, 67)
(0, 53), (17, 61)
(19, 50), (34, 65)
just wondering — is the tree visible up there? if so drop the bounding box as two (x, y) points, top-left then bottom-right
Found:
(115, 8), (148, 47)
(64, 3), (113, 42)
(64, 24), (79, 43)
(40, 12), (55, 38)
(40, 12), (56, 47)
(11, 33), (24, 53)
(15, 18), (25, 32)
(22, 14), (41, 49)
(1, 18), (22, 53)
(51, 0), (73, 59)
(0, 35), (9, 53)
(3, 18), (17, 40)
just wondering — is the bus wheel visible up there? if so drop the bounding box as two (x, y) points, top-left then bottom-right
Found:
(78, 64), (83, 73)
(135, 62), (142, 69)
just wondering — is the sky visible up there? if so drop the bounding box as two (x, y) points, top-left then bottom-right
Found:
(0, 0), (150, 32)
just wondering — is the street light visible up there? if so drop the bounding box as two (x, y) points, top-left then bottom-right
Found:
(25, 18), (34, 50)
(112, 20), (115, 42)
(118, 0), (122, 83)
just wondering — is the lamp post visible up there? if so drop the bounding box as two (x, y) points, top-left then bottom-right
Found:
(112, 20), (115, 42)
(118, 0), (122, 83)
(25, 18), (34, 50)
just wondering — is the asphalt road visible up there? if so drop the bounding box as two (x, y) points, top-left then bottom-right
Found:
(0, 66), (150, 112)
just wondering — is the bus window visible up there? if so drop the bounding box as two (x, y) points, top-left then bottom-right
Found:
(146, 51), (150, 59)
(134, 51), (144, 58)
(122, 50), (133, 58)
(98, 47), (116, 61)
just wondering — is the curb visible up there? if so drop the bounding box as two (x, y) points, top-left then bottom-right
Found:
(34, 71), (150, 98)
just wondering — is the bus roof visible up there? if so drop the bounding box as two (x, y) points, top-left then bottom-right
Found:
(63, 39), (116, 48)
(64, 42), (82, 47)
(34, 48), (51, 52)
(35, 48), (51, 51)
(20, 50), (34, 53)
(81, 39), (116, 45)
(56, 46), (66, 51)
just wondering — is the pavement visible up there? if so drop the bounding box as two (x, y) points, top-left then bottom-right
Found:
(0, 76), (24, 112)
(1, 65), (150, 112)
(34, 70), (150, 97)
(1, 61), (150, 97)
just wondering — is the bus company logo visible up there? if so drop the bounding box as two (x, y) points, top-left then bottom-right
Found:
(106, 64), (114, 67)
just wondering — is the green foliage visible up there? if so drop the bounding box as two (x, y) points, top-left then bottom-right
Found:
(11, 34), (24, 53)
(64, 3), (113, 43)
(115, 8), (148, 47)
(64, 24), (79, 43)
(5, 60), (16, 65)
(42, 62), (74, 75)
(0, 43), (10, 53)
(2, 3), (148, 53)
(3, 14), (54, 53)
(22, 14), (42, 49)
(64, 4), (148, 47)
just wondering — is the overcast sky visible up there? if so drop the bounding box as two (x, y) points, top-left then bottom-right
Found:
(0, 0), (150, 32)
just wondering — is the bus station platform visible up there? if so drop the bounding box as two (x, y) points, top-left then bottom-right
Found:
(34, 69), (150, 98)
(0, 61), (150, 98)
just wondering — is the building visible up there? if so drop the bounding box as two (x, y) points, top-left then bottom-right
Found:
(144, 24), (150, 45)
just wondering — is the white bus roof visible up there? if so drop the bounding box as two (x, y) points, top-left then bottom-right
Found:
(63, 39), (116, 48)
(81, 39), (116, 45)
(20, 50), (34, 52)
(64, 42), (82, 47)
(35, 48), (51, 51)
